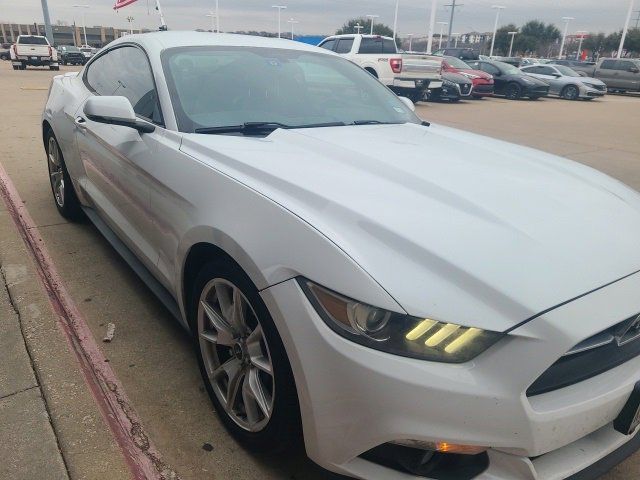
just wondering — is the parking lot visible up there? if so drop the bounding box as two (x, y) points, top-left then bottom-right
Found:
(1, 59), (639, 480)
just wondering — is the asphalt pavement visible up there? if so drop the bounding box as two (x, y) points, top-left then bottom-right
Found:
(0, 60), (639, 479)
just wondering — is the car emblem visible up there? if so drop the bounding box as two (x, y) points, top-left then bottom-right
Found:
(616, 315), (640, 347)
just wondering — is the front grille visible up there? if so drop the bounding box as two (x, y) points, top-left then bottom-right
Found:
(459, 84), (472, 95)
(527, 314), (640, 396)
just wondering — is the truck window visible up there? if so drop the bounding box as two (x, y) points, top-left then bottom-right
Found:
(382, 39), (397, 54)
(18, 36), (48, 45)
(358, 38), (383, 54)
(318, 39), (336, 51)
(335, 38), (354, 54)
(617, 60), (639, 72)
(600, 60), (617, 70)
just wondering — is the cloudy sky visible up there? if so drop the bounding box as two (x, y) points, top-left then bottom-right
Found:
(1, 0), (636, 36)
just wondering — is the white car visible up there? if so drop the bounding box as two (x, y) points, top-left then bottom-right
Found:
(42, 32), (640, 480)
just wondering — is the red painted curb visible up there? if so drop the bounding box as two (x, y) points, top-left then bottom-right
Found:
(0, 161), (176, 480)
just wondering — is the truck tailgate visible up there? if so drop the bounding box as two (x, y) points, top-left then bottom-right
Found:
(17, 45), (50, 57)
(400, 54), (442, 79)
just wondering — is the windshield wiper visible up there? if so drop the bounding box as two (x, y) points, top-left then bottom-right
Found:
(195, 121), (347, 135)
(351, 120), (402, 125)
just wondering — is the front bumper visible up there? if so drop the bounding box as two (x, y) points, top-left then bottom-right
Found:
(579, 84), (607, 98)
(12, 56), (57, 67)
(261, 272), (640, 479)
(472, 82), (494, 96)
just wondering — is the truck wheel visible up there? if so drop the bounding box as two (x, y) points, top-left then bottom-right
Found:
(50, 66), (60, 71)
(20, 64), (26, 70)
(12, 65), (19, 70)
(407, 91), (424, 103)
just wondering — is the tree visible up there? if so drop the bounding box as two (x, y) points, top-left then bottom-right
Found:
(336, 17), (394, 37)
(493, 24), (518, 55)
(582, 32), (606, 57)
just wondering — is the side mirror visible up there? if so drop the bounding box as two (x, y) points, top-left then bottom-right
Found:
(398, 96), (416, 112)
(578, 71), (587, 77)
(83, 96), (155, 133)
(631, 67), (640, 74)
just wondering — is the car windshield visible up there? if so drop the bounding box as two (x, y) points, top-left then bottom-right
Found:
(553, 65), (581, 77)
(445, 56), (471, 69)
(81, 48), (92, 52)
(162, 46), (421, 134)
(20, 36), (48, 45)
(63, 46), (80, 52)
(493, 61), (521, 75)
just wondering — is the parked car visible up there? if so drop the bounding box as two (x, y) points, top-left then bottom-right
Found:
(579, 58), (640, 93)
(43, 31), (640, 480)
(493, 56), (522, 67)
(442, 56), (494, 98)
(466, 59), (549, 99)
(57, 45), (86, 65)
(433, 47), (479, 60)
(521, 64), (607, 100)
(10, 35), (59, 70)
(79, 45), (95, 61)
(319, 34), (442, 102)
(428, 71), (473, 102)
(0, 43), (11, 60)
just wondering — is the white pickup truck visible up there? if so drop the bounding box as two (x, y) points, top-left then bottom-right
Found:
(319, 34), (442, 102)
(10, 35), (59, 71)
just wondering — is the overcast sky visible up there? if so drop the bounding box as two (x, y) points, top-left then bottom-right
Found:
(1, 0), (636, 36)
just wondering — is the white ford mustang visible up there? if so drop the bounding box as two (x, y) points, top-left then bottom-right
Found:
(42, 31), (640, 479)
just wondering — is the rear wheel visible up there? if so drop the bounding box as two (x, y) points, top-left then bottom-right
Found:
(191, 260), (301, 452)
(45, 131), (83, 221)
(12, 65), (18, 70)
(505, 83), (521, 100)
(561, 84), (579, 100)
(50, 66), (59, 71)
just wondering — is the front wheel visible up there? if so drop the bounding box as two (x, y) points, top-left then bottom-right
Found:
(50, 66), (59, 71)
(46, 132), (83, 220)
(505, 83), (522, 100)
(561, 84), (579, 100)
(191, 260), (301, 452)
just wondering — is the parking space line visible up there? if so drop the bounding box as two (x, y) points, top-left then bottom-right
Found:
(0, 160), (177, 480)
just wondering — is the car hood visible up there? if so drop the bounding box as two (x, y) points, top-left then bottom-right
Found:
(442, 71), (473, 85)
(458, 68), (493, 81)
(181, 124), (640, 332)
(579, 76), (606, 86)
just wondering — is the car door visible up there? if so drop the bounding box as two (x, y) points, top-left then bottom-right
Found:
(596, 59), (620, 88)
(534, 66), (563, 95)
(616, 60), (640, 91)
(75, 44), (165, 271)
(477, 62), (504, 93)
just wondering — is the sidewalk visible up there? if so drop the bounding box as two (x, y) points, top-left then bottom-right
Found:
(0, 203), (130, 480)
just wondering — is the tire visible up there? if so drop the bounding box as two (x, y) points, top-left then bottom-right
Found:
(61, 60), (66, 65)
(190, 260), (301, 453)
(19, 64), (26, 70)
(45, 131), (84, 221)
(50, 66), (59, 71)
(561, 84), (579, 100)
(407, 90), (424, 103)
(505, 83), (522, 100)
(12, 65), (18, 70)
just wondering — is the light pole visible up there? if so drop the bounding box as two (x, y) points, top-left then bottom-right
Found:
(426, 0), (437, 54)
(215, 0), (220, 32)
(272, 5), (287, 38)
(287, 18), (298, 40)
(507, 31), (517, 56)
(205, 11), (217, 32)
(40, 0), (54, 45)
(452, 32), (460, 47)
(406, 33), (414, 51)
(73, 4), (89, 46)
(489, 5), (505, 57)
(126, 15), (134, 34)
(354, 23), (363, 34)
(575, 30), (587, 60)
(558, 16), (574, 59)
(437, 21), (448, 49)
(618, 0), (635, 58)
(366, 14), (379, 35)
(393, 0), (399, 39)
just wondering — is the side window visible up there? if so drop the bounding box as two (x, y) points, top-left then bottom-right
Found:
(480, 63), (500, 75)
(382, 39), (397, 54)
(600, 60), (617, 70)
(86, 46), (162, 124)
(358, 38), (383, 54)
(618, 61), (637, 72)
(466, 61), (480, 69)
(335, 38), (354, 54)
(539, 66), (556, 75)
(318, 39), (336, 51)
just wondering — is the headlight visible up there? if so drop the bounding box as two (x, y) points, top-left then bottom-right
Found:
(300, 279), (503, 363)
(442, 79), (456, 87)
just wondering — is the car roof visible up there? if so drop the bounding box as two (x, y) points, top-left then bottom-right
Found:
(110, 31), (334, 56)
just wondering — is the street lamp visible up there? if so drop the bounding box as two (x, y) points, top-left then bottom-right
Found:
(126, 15), (134, 34)
(618, 0), (635, 58)
(558, 16), (574, 59)
(366, 14), (379, 35)
(437, 21), (448, 49)
(426, 0), (438, 54)
(287, 18), (298, 40)
(205, 11), (217, 32)
(489, 5), (505, 58)
(72, 4), (89, 46)
(452, 32), (460, 48)
(271, 5), (287, 38)
(406, 33), (414, 51)
(354, 23), (363, 34)
(575, 30), (587, 60)
(507, 31), (517, 57)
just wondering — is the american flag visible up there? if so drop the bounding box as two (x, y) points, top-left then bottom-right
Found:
(113, 0), (138, 10)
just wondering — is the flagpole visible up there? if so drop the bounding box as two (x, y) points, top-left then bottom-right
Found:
(155, 0), (167, 29)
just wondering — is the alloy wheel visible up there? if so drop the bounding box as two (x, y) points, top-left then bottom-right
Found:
(564, 85), (579, 100)
(198, 278), (275, 432)
(47, 136), (65, 208)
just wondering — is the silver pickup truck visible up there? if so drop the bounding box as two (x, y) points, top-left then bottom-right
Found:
(557, 58), (640, 92)
(319, 34), (443, 103)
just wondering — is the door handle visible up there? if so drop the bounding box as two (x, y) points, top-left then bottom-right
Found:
(75, 116), (87, 130)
